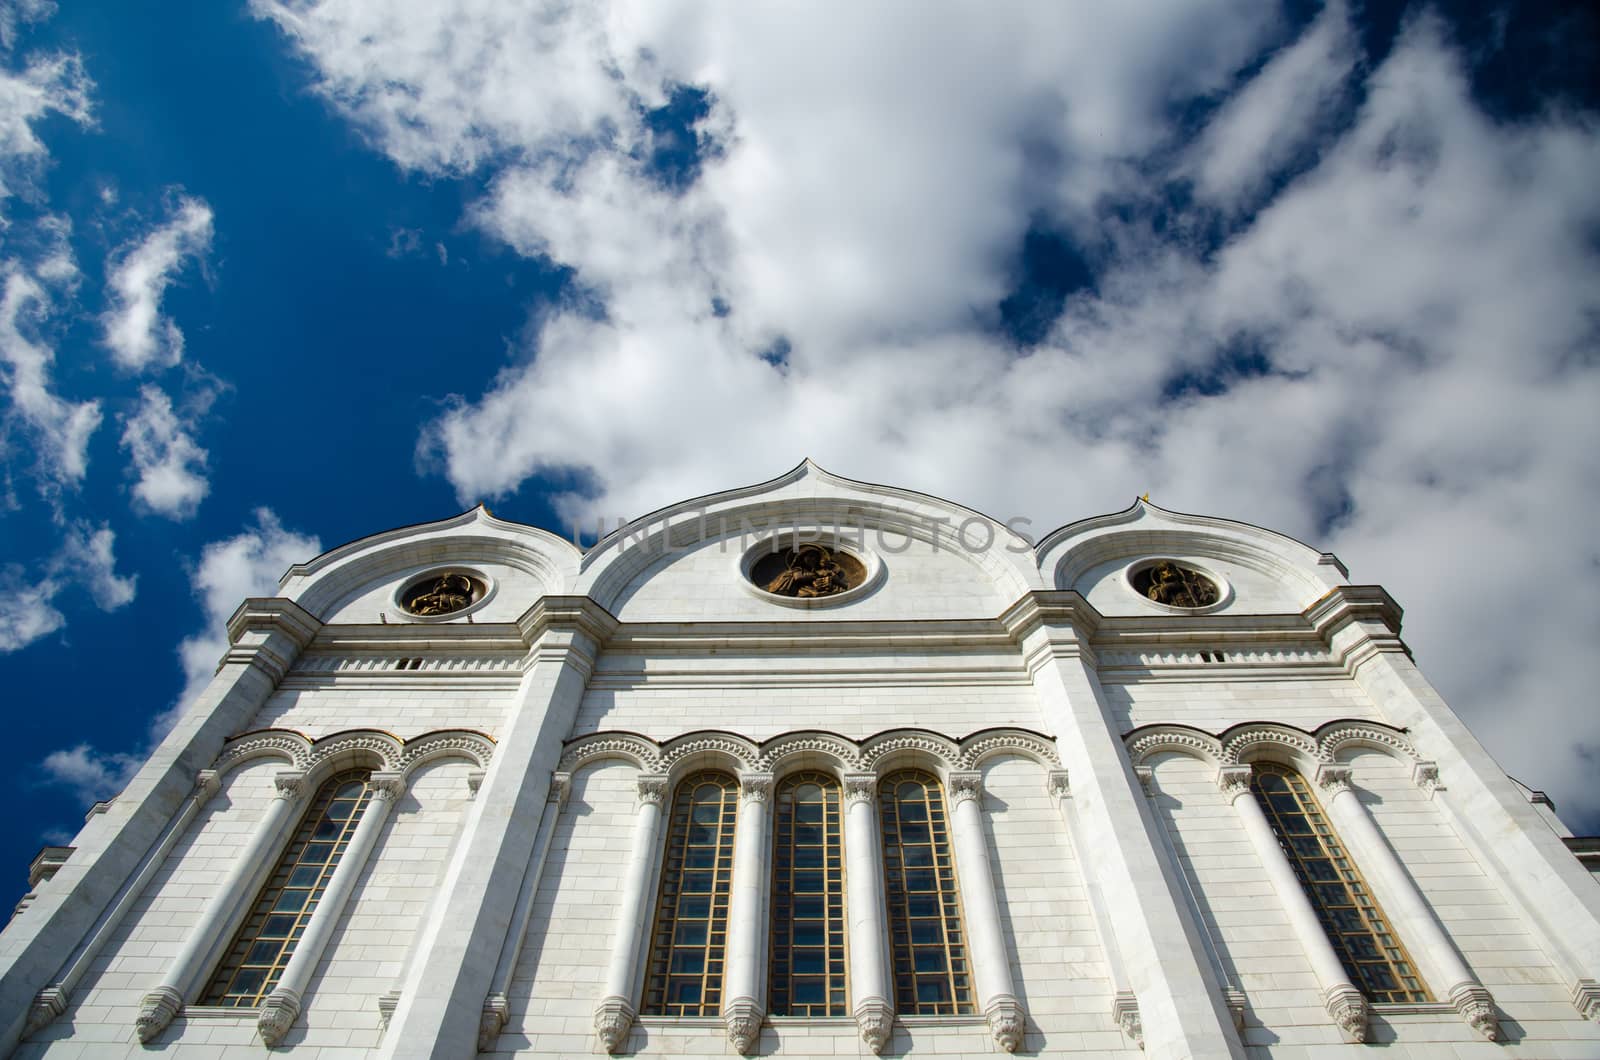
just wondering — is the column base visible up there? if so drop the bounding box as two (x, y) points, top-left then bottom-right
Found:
(1449, 982), (1500, 1041)
(258, 987), (302, 1047)
(723, 996), (764, 1054)
(136, 985), (184, 1044)
(1111, 990), (1144, 1050)
(1322, 984), (1368, 1044)
(853, 996), (893, 1054)
(594, 995), (637, 1054)
(25, 986), (66, 1038)
(1572, 978), (1600, 1022)
(479, 991), (510, 1052)
(984, 994), (1026, 1052)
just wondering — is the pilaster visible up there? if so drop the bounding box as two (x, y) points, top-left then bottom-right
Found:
(1004, 591), (1245, 1059)
(378, 596), (617, 1060)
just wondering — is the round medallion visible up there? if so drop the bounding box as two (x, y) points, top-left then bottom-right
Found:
(1129, 560), (1221, 609)
(749, 542), (866, 599)
(397, 570), (487, 617)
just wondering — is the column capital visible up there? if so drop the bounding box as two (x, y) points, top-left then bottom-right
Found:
(739, 773), (775, 804)
(1131, 766), (1154, 797)
(1411, 760), (1443, 797)
(258, 987), (303, 1047)
(946, 770), (983, 806)
(1111, 990), (1144, 1050)
(853, 996), (893, 1055)
(193, 769), (221, 804)
(723, 995), (764, 1054)
(1216, 765), (1253, 802)
(1046, 769), (1071, 800)
(274, 770), (308, 801)
(842, 773), (877, 807)
(1314, 763), (1355, 798)
(984, 993), (1025, 1052)
(1323, 983), (1369, 1044)
(637, 774), (670, 807)
(594, 995), (637, 1053)
(1449, 982), (1500, 1041)
(371, 772), (407, 802)
(478, 992), (510, 1052)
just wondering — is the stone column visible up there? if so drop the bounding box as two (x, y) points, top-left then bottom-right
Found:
(0, 599), (320, 1057)
(1218, 766), (1367, 1044)
(945, 771), (1025, 1052)
(1313, 764), (1499, 1040)
(723, 773), (774, 1054)
(477, 771), (570, 1052)
(1311, 587), (1600, 1018)
(258, 772), (406, 1046)
(594, 773), (669, 1053)
(843, 774), (893, 1054)
(379, 598), (616, 1060)
(135, 770), (308, 1043)
(1004, 594), (1245, 1059)
(27, 770), (221, 1039)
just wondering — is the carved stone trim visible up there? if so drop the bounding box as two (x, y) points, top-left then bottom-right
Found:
(466, 770), (485, 798)
(1323, 983), (1368, 1044)
(723, 995), (763, 1054)
(1124, 725), (1225, 767)
(956, 729), (1060, 770)
(371, 771), (407, 802)
(637, 774), (670, 807)
(1449, 982), (1500, 1041)
(548, 771), (572, 806)
(1315, 721), (1421, 765)
(758, 732), (860, 773)
(853, 996), (893, 1054)
(659, 733), (761, 773)
(560, 732), (662, 774)
(1220, 724), (1318, 766)
(1313, 763), (1354, 798)
(194, 769), (222, 804)
(258, 988), (302, 1046)
(396, 729), (496, 773)
(1216, 765), (1253, 803)
(1224, 988), (1247, 1031)
(984, 994), (1025, 1052)
(946, 771), (983, 806)
(859, 731), (960, 772)
(478, 991), (509, 1052)
(739, 773), (775, 805)
(594, 995), (637, 1054)
(136, 985), (184, 1043)
(307, 731), (403, 773)
(1132, 766), (1154, 797)
(1572, 977), (1600, 1021)
(1047, 768), (1071, 800)
(377, 990), (400, 1034)
(843, 773), (877, 807)
(25, 986), (67, 1038)
(215, 730), (313, 775)
(274, 770), (308, 801)
(1111, 990), (1144, 1050)
(1411, 760), (1443, 797)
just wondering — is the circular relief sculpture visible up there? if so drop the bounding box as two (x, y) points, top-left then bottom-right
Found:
(749, 542), (866, 599)
(1131, 560), (1221, 609)
(398, 571), (486, 617)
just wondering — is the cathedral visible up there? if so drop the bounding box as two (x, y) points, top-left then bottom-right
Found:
(1, 462), (1597, 1059)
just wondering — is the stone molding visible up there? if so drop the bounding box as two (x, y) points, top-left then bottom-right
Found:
(723, 995), (764, 1054)
(1323, 983), (1369, 1044)
(1126, 717), (1423, 773)
(258, 986), (302, 1046)
(853, 996), (893, 1054)
(560, 726), (1059, 787)
(1111, 990), (1144, 1050)
(1449, 981), (1501, 1041)
(594, 995), (637, 1053)
(984, 993), (1025, 1052)
(136, 984), (185, 1043)
(213, 727), (496, 784)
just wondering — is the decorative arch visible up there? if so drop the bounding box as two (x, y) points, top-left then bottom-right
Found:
(1124, 719), (1421, 772)
(659, 731), (761, 781)
(1313, 720), (1421, 765)
(559, 731), (662, 774)
(955, 727), (1060, 771)
(215, 727), (495, 782)
(858, 729), (963, 776)
(758, 730), (861, 778)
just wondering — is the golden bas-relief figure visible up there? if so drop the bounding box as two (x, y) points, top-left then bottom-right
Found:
(1141, 560), (1219, 608)
(763, 543), (856, 598)
(403, 573), (477, 616)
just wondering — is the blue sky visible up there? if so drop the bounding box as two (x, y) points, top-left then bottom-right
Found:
(0, 0), (1596, 902)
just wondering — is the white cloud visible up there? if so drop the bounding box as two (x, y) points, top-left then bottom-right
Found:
(120, 384), (209, 518)
(262, 5), (1600, 826)
(0, 2), (55, 54)
(38, 743), (139, 808)
(0, 46), (90, 204)
(0, 520), (135, 654)
(172, 509), (320, 726)
(0, 258), (101, 492)
(99, 196), (213, 371)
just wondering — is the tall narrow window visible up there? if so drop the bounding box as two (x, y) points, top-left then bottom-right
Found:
(1251, 763), (1430, 1002)
(878, 770), (973, 1015)
(202, 769), (373, 1007)
(643, 771), (738, 1016)
(769, 772), (847, 1016)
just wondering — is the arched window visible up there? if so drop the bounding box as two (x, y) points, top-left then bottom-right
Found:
(201, 769), (374, 1006)
(1251, 763), (1430, 1002)
(643, 771), (739, 1016)
(769, 772), (846, 1016)
(878, 769), (974, 1015)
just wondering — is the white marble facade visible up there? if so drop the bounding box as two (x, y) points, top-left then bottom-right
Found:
(2, 461), (1597, 1059)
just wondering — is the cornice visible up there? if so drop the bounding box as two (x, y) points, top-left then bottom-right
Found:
(515, 594), (621, 647)
(1303, 584), (1404, 638)
(225, 597), (323, 650)
(997, 589), (1101, 641)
